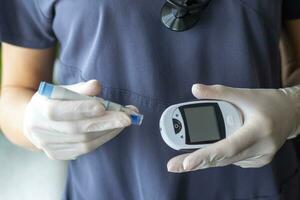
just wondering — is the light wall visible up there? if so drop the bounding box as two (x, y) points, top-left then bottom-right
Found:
(0, 47), (67, 200)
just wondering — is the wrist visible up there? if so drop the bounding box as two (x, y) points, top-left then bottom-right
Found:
(0, 87), (40, 150)
(279, 85), (300, 139)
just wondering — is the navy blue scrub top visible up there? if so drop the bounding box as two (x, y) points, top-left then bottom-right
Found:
(1, 0), (300, 199)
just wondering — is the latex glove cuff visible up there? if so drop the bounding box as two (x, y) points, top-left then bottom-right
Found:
(280, 85), (300, 139)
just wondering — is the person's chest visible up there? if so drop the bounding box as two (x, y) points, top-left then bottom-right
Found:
(50, 0), (284, 101)
(49, 0), (283, 38)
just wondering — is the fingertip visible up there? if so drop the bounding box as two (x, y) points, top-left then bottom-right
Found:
(125, 105), (139, 113)
(192, 83), (200, 93)
(87, 79), (100, 86)
(167, 153), (190, 173)
(192, 83), (204, 91)
(84, 79), (102, 96)
(167, 161), (173, 171)
(66, 80), (102, 96)
(167, 160), (184, 173)
(192, 84), (210, 99)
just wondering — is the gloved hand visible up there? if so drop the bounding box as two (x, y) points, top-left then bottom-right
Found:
(168, 84), (300, 172)
(23, 80), (136, 160)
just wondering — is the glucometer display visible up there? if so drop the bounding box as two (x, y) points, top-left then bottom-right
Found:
(180, 103), (226, 144)
(183, 106), (220, 142)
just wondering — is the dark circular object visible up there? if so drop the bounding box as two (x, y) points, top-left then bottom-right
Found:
(160, 2), (202, 32)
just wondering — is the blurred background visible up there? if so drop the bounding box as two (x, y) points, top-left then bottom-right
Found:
(0, 47), (68, 200)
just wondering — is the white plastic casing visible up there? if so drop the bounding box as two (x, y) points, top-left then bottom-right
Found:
(159, 100), (243, 150)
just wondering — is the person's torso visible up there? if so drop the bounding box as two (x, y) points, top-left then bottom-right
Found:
(41, 0), (300, 199)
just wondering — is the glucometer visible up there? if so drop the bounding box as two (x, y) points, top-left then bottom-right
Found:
(159, 100), (243, 150)
(38, 82), (144, 126)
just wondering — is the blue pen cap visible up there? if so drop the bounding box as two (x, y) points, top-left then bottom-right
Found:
(38, 82), (54, 98)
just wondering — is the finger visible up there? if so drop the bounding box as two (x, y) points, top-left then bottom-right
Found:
(30, 127), (113, 144)
(42, 142), (78, 160)
(234, 155), (273, 168)
(32, 111), (131, 135)
(63, 79), (101, 96)
(43, 129), (122, 160)
(68, 128), (122, 157)
(192, 84), (240, 103)
(167, 153), (190, 173)
(182, 122), (257, 171)
(125, 105), (139, 113)
(81, 111), (131, 132)
(32, 94), (105, 120)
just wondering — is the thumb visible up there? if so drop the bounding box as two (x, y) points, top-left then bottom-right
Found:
(192, 84), (236, 102)
(63, 80), (101, 96)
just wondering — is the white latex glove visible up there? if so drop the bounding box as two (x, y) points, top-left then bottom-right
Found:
(168, 84), (300, 172)
(24, 80), (137, 160)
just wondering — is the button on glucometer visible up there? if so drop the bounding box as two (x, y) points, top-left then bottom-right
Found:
(172, 119), (182, 134)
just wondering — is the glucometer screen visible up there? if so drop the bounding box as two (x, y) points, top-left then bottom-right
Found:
(181, 104), (225, 144)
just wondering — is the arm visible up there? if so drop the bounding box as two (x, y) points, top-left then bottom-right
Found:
(281, 19), (300, 86)
(0, 43), (55, 150)
(0, 43), (133, 160)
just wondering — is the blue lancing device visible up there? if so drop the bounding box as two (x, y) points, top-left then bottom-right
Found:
(38, 82), (144, 126)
